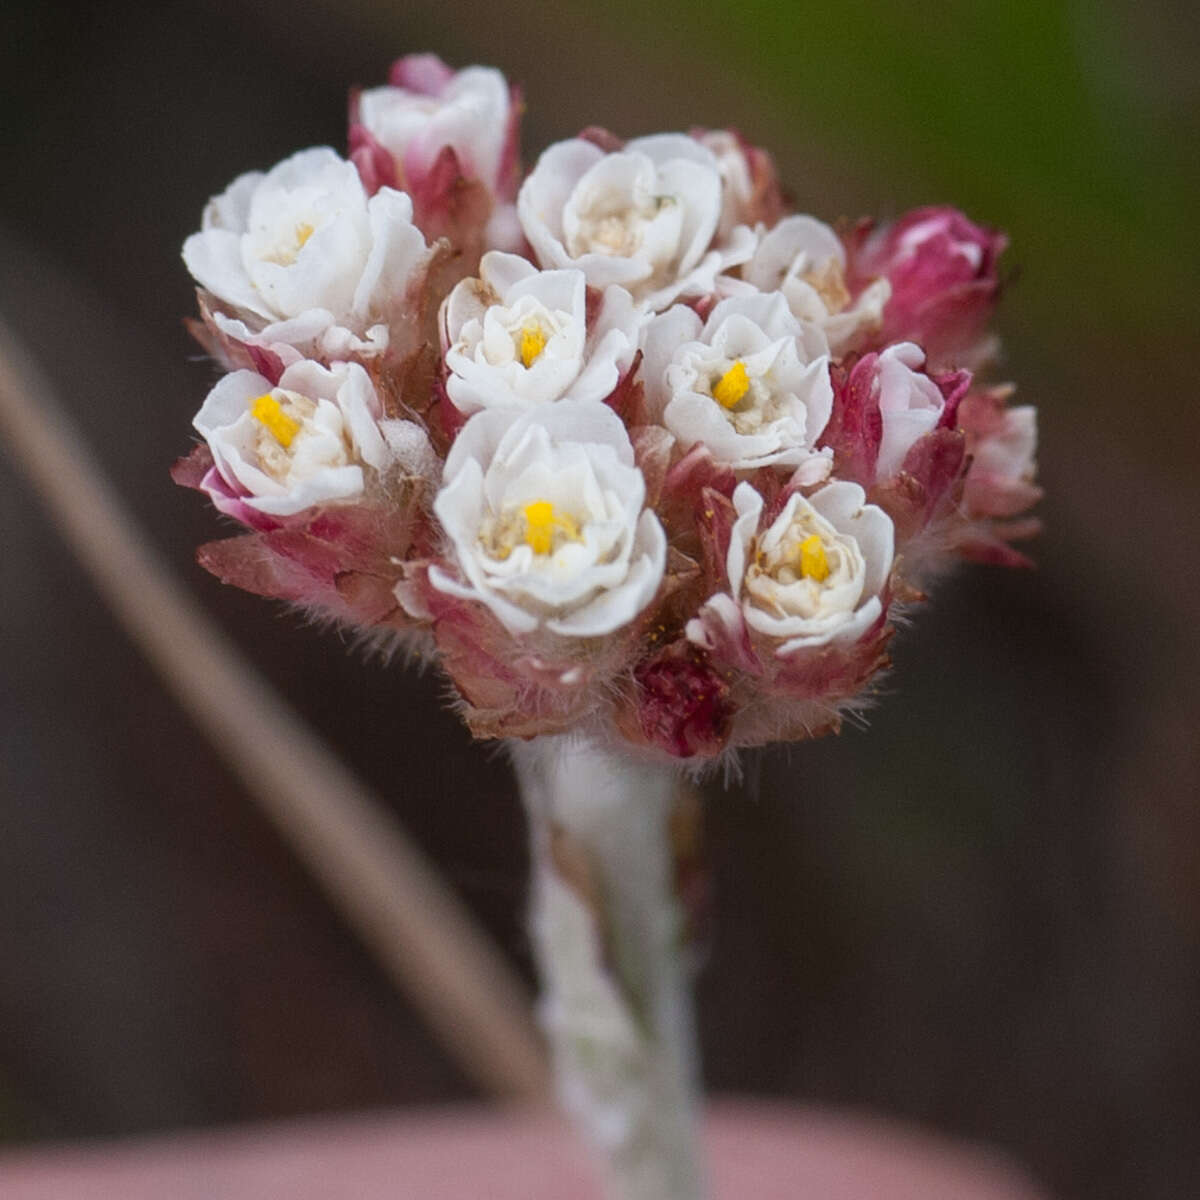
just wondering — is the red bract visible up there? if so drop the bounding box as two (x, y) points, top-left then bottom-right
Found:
(823, 354), (884, 484)
(628, 641), (734, 759)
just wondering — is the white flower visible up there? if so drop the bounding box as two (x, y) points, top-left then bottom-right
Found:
(357, 61), (512, 193)
(689, 480), (893, 655)
(194, 360), (415, 516)
(431, 403), (666, 637)
(871, 342), (948, 478)
(742, 215), (890, 356)
(640, 292), (834, 479)
(442, 252), (643, 415)
(517, 134), (755, 309)
(182, 147), (429, 360)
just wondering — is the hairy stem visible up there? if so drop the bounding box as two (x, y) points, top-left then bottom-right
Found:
(511, 733), (705, 1200)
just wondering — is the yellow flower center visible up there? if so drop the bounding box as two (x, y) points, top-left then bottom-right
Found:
(294, 222), (315, 249)
(712, 360), (750, 409)
(250, 392), (301, 448)
(522, 500), (581, 555)
(519, 324), (548, 368)
(797, 534), (830, 582)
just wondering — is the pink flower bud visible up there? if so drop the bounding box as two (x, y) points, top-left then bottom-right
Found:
(851, 206), (1007, 367)
(350, 56), (523, 254)
(822, 345), (969, 489)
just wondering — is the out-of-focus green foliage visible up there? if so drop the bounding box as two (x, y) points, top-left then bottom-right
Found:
(595, 0), (1196, 338)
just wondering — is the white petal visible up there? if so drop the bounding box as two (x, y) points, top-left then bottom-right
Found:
(874, 343), (944, 478)
(639, 305), (702, 420)
(809, 481), (895, 599)
(202, 170), (263, 233)
(727, 481), (763, 593)
(193, 369), (269, 439)
(775, 596), (882, 656)
(245, 466), (365, 516)
(354, 187), (428, 320)
(547, 511), (665, 636)
(481, 250), (540, 295)
(746, 215), (845, 291)
(183, 230), (274, 319)
(518, 139), (605, 267)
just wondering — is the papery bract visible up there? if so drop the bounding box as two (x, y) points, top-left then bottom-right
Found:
(627, 640), (734, 759)
(398, 560), (615, 738)
(195, 502), (429, 631)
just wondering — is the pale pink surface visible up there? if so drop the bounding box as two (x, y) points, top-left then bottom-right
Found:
(0, 1102), (1049, 1199)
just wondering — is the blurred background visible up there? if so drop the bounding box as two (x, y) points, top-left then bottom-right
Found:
(1, 1), (1198, 1196)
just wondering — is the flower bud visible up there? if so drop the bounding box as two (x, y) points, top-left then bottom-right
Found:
(851, 206), (1007, 367)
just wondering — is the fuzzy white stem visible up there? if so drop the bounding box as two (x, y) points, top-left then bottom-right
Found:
(511, 733), (705, 1200)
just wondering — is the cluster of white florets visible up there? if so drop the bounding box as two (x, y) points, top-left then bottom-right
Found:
(176, 54), (1039, 758)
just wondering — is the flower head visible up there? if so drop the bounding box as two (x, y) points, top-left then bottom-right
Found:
(959, 389), (1041, 519)
(641, 291), (833, 478)
(355, 57), (515, 195)
(175, 54), (1039, 758)
(441, 251), (643, 415)
(182, 147), (430, 363)
(430, 402), (666, 637)
(870, 342), (953, 479)
(692, 128), (785, 243)
(518, 134), (755, 309)
(193, 360), (408, 519)
(690, 479), (893, 656)
(820, 342), (970, 490)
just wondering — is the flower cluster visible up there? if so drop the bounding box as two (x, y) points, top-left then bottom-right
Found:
(175, 54), (1040, 760)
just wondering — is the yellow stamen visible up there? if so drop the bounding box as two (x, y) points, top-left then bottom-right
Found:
(519, 324), (548, 368)
(712, 360), (750, 409)
(250, 392), (302, 448)
(522, 500), (580, 555)
(295, 222), (315, 249)
(799, 534), (830, 582)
